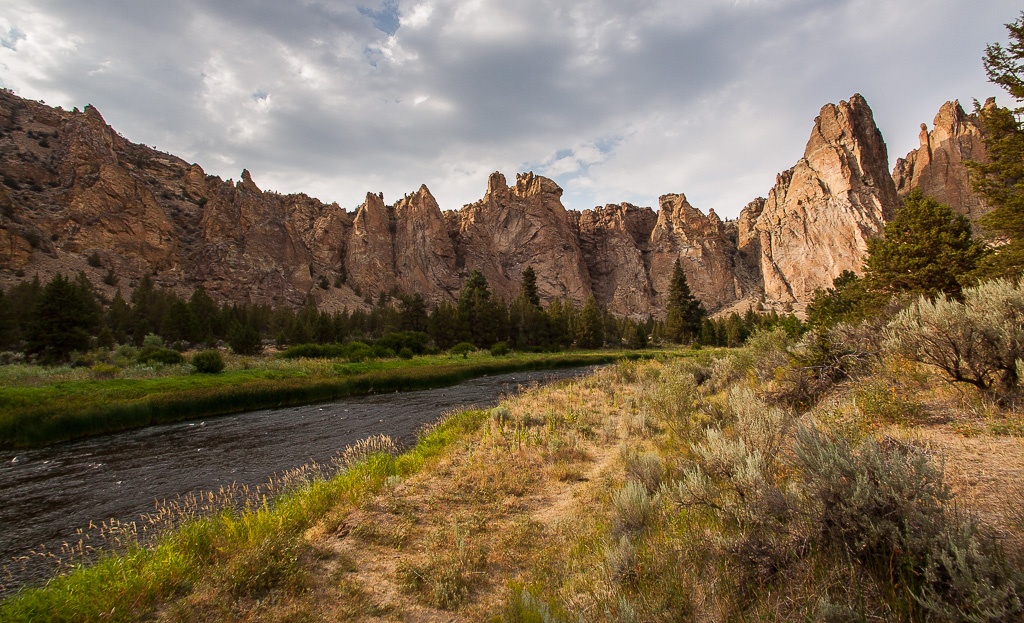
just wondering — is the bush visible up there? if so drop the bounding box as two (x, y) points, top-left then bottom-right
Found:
(137, 347), (184, 365)
(86, 251), (102, 268)
(886, 278), (1024, 400)
(794, 426), (1024, 620)
(398, 347), (414, 360)
(449, 342), (476, 358)
(490, 341), (510, 356)
(192, 349), (225, 374)
(376, 331), (430, 355)
(280, 343), (348, 359)
(345, 342), (373, 363)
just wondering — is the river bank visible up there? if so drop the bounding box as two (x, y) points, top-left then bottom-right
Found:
(0, 349), (655, 449)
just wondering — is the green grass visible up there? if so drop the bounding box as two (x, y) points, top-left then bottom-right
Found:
(0, 408), (489, 622)
(0, 350), (658, 449)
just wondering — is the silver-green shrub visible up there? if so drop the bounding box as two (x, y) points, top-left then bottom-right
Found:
(886, 278), (1024, 397)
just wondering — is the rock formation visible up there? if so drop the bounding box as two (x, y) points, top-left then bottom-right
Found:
(892, 100), (990, 220)
(0, 88), (995, 318)
(454, 172), (593, 304)
(737, 94), (899, 304)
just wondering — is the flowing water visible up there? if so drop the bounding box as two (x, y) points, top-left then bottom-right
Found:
(0, 366), (595, 595)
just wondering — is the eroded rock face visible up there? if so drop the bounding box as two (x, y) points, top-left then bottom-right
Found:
(740, 94), (899, 304)
(392, 185), (460, 303)
(892, 100), (990, 220)
(0, 90), (355, 306)
(574, 203), (657, 318)
(1, 88), (992, 318)
(648, 194), (744, 312)
(455, 172), (593, 304)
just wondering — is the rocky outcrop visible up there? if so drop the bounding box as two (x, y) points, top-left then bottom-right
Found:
(648, 194), (744, 311)
(574, 203), (657, 318)
(0, 90), (357, 307)
(392, 185), (460, 303)
(455, 172), (593, 304)
(739, 94), (899, 304)
(892, 100), (990, 220)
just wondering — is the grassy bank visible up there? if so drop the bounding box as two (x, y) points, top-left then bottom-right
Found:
(0, 350), (653, 449)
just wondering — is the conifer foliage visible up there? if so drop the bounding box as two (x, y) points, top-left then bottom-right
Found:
(664, 259), (706, 343)
(969, 11), (1024, 276)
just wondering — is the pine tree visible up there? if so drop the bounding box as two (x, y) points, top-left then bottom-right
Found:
(188, 285), (221, 344)
(575, 296), (604, 349)
(428, 300), (460, 349)
(26, 273), (101, 363)
(520, 265), (541, 308)
(0, 289), (16, 350)
(968, 11), (1024, 276)
(664, 259), (706, 343)
(864, 190), (986, 298)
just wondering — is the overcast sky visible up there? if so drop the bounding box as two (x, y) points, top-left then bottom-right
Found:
(0, 1), (1017, 218)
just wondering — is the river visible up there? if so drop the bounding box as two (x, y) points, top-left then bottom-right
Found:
(0, 365), (595, 595)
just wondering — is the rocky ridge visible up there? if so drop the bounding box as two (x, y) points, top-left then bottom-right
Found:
(892, 99), (991, 221)
(0, 89), (993, 317)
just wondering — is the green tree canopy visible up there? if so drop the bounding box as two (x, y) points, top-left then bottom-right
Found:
(664, 259), (706, 343)
(575, 296), (604, 349)
(26, 273), (101, 363)
(968, 11), (1024, 276)
(864, 190), (987, 298)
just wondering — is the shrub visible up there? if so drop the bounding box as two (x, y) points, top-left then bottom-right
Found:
(490, 341), (510, 356)
(886, 278), (1024, 400)
(192, 349), (225, 374)
(280, 343), (348, 359)
(86, 251), (102, 267)
(398, 347), (414, 360)
(376, 331), (430, 355)
(611, 480), (656, 538)
(450, 342), (476, 358)
(346, 342), (373, 362)
(137, 347), (184, 366)
(794, 426), (1024, 620)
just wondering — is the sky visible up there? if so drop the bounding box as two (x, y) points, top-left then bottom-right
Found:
(0, 1), (1017, 218)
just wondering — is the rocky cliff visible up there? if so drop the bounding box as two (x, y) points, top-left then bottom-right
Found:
(737, 94), (900, 305)
(0, 89), (992, 318)
(892, 99), (990, 220)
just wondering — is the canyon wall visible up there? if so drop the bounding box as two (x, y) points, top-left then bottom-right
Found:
(0, 89), (993, 317)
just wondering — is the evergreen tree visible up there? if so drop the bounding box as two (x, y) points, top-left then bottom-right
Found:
(456, 270), (506, 347)
(105, 289), (132, 343)
(546, 298), (574, 349)
(575, 296), (604, 349)
(427, 300), (460, 349)
(26, 273), (101, 363)
(664, 259), (706, 343)
(0, 289), (16, 350)
(227, 320), (263, 355)
(398, 293), (429, 333)
(188, 285), (221, 344)
(864, 190), (986, 297)
(967, 11), (1024, 276)
(161, 299), (197, 344)
(520, 265), (541, 307)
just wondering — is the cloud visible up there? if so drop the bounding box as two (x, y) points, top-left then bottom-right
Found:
(0, 0), (1016, 217)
